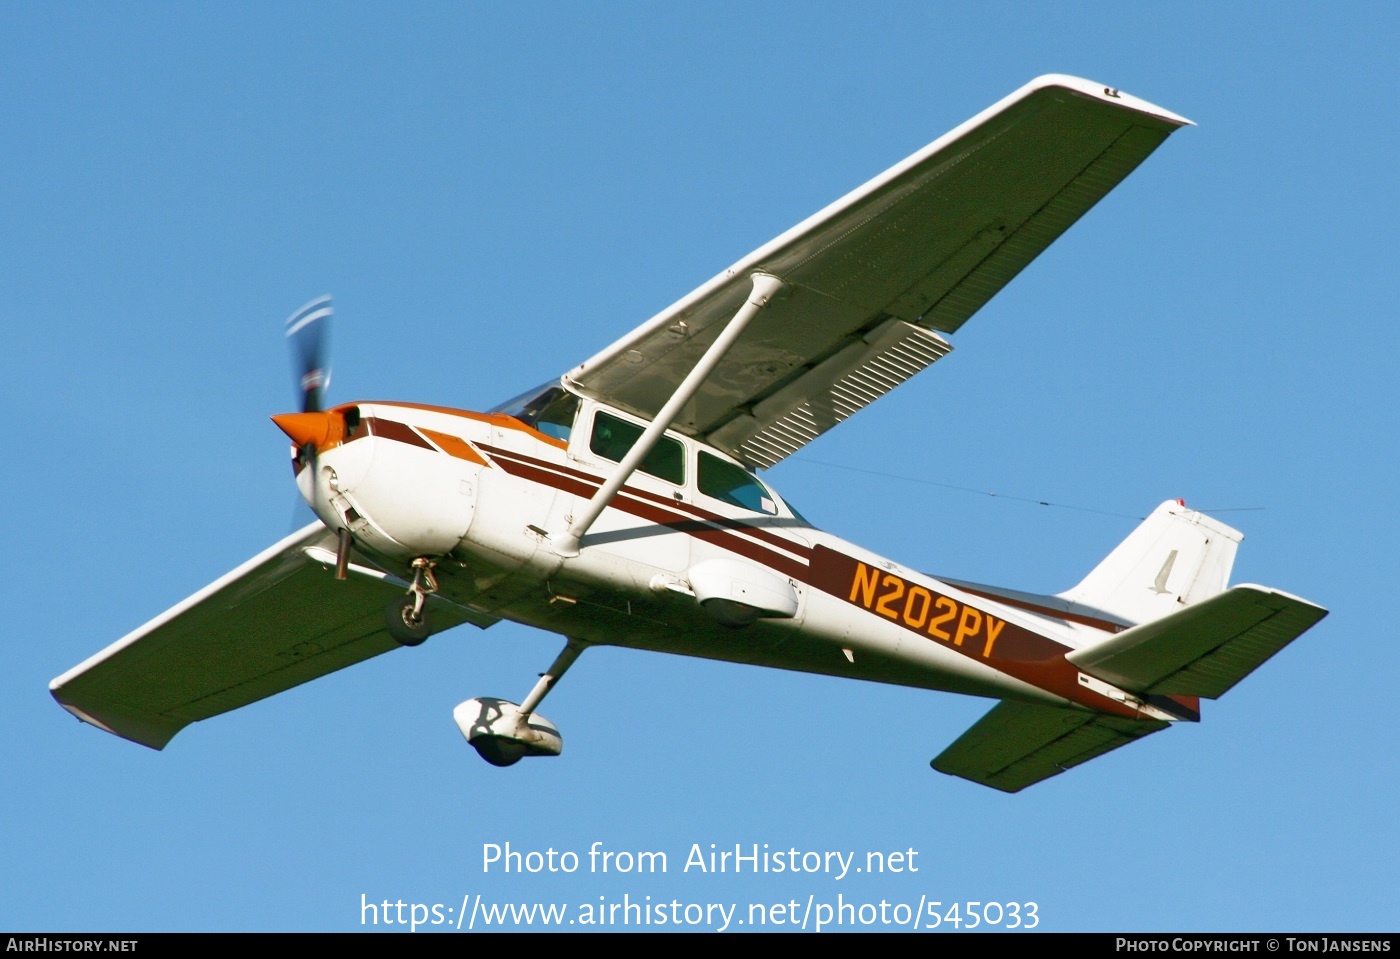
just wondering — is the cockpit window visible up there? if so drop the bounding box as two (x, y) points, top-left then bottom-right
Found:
(590, 411), (684, 485)
(492, 381), (580, 442)
(698, 451), (777, 515)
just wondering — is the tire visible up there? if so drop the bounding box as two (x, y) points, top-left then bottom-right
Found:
(470, 736), (526, 767)
(385, 595), (431, 646)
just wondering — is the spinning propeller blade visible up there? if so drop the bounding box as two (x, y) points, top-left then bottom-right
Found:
(278, 296), (353, 576)
(286, 295), (332, 414)
(281, 295), (334, 493)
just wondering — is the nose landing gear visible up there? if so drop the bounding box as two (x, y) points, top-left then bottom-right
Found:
(384, 557), (439, 647)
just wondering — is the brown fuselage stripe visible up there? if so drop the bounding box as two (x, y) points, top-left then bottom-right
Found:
(949, 583), (1129, 634)
(808, 546), (1146, 719)
(365, 417), (435, 450)
(487, 455), (809, 581)
(485, 450), (1147, 718)
(937, 583), (1198, 714)
(348, 416), (1181, 719)
(478, 443), (813, 560)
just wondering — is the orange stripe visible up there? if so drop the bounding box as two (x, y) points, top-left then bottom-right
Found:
(419, 428), (488, 465)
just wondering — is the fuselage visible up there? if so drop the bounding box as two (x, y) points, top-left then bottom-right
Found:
(282, 386), (1196, 724)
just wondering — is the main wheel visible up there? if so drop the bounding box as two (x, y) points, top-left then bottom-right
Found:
(385, 595), (431, 646)
(470, 736), (526, 767)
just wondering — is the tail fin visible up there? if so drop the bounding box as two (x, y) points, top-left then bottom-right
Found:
(1059, 499), (1242, 627)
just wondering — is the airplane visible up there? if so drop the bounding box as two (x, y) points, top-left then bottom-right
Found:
(49, 75), (1327, 792)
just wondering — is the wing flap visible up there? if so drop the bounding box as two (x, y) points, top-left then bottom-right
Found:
(932, 700), (1168, 793)
(51, 523), (492, 749)
(568, 76), (1190, 469)
(708, 319), (952, 468)
(1065, 585), (1327, 698)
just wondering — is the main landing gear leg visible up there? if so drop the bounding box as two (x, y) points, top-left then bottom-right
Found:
(516, 638), (588, 726)
(385, 557), (439, 647)
(453, 638), (589, 766)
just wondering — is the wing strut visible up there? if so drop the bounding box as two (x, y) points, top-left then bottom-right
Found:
(551, 272), (786, 556)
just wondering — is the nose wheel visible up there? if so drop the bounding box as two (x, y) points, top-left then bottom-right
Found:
(384, 558), (439, 647)
(385, 595), (431, 646)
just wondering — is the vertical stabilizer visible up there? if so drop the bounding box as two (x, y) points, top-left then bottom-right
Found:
(1058, 500), (1242, 627)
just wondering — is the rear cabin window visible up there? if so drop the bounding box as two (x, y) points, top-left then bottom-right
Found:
(590, 411), (685, 485)
(698, 451), (777, 514)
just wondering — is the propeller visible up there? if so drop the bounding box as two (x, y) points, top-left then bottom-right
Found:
(280, 295), (334, 476)
(286, 294), (332, 414)
(276, 295), (353, 576)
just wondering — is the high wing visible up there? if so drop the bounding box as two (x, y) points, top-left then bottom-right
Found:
(565, 75), (1191, 469)
(50, 523), (495, 749)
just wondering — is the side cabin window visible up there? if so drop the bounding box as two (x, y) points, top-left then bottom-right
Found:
(590, 411), (685, 485)
(492, 383), (579, 442)
(698, 450), (777, 515)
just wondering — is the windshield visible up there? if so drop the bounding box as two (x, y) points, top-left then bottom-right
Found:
(491, 379), (580, 442)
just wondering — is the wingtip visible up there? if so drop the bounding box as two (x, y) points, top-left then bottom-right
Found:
(52, 696), (180, 750)
(1024, 74), (1195, 128)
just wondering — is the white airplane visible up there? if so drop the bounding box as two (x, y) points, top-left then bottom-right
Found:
(50, 76), (1327, 792)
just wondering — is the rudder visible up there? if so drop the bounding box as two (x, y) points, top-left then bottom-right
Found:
(1058, 499), (1242, 627)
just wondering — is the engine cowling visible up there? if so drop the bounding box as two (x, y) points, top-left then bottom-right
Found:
(277, 405), (478, 561)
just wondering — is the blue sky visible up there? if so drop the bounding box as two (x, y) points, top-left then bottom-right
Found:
(4, 2), (1396, 932)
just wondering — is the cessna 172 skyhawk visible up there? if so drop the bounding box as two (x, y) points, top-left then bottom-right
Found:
(51, 76), (1327, 792)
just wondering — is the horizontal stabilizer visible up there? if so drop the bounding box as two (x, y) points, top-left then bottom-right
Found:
(1066, 585), (1327, 698)
(50, 523), (494, 749)
(932, 700), (1168, 793)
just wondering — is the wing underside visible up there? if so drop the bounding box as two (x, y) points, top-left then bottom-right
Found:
(567, 76), (1191, 469)
(50, 523), (492, 749)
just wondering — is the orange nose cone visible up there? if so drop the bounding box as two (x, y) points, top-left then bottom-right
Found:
(272, 411), (339, 449)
